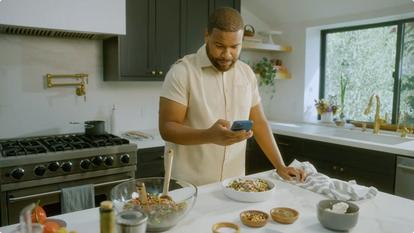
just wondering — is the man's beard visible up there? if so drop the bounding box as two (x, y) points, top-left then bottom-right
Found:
(206, 45), (237, 72)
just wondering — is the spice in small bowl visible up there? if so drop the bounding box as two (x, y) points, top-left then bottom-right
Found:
(239, 210), (269, 228)
(270, 207), (299, 224)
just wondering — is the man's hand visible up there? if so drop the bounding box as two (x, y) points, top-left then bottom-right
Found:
(206, 119), (253, 146)
(276, 166), (306, 182)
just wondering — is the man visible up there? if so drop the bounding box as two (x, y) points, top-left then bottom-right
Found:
(159, 7), (305, 186)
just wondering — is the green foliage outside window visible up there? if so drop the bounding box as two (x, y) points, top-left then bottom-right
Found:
(323, 20), (414, 125)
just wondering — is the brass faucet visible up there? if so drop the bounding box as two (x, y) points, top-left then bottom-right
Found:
(363, 94), (384, 134)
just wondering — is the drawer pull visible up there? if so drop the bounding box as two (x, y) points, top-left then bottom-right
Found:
(397, 164), (414, 172)
(277, 142), (290, 146)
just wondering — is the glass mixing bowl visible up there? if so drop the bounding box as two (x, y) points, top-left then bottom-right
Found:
(111, 177), (197, 232)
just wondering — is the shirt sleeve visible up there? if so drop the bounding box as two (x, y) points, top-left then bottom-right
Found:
(160, 62), (189, 106)
(247, 65), (261, 107)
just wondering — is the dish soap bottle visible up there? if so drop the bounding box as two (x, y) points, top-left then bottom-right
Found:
(100, 201), (115, 233)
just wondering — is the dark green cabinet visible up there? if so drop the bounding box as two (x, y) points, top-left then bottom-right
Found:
(136, 147), (165, 178)
(104, 0), (182, 81)
(246, 137), (274, 175)
(103, 0), (240, 81)
(246, 134), (396, 194)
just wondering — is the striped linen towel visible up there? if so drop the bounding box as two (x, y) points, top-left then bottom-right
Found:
(275, 159), (378, 201)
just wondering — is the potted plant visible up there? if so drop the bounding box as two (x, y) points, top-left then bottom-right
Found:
(314, 96), (339, 123)
(252, 57), (277, 87)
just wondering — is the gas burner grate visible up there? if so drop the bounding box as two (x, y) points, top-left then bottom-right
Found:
(0, 133), (130, 157)
(82, 134), (129, 147)
(0, 139), (48, 157)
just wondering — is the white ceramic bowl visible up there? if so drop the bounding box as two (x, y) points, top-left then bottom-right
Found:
(222, 177), (275, 202)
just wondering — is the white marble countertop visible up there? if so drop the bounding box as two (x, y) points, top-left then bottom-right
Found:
(1, 170), (413, 233)
(119, 129), (165, 150)
(119, 123), (413, 158)
(269, 121), (414, 157)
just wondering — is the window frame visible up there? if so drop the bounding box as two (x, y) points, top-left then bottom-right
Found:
(319, 18), (414, 124)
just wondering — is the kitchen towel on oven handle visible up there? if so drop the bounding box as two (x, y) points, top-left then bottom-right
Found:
(61, 184), (95, 213)
(273, 159), (378, 201)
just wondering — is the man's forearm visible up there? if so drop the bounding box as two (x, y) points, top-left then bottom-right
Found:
(253, 119), (286, 170)
(160, 121), (211, 145)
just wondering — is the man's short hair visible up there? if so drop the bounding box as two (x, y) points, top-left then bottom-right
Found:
(207, 7), (244, 34)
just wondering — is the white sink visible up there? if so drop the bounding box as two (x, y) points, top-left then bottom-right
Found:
(321, 128), (414, 145)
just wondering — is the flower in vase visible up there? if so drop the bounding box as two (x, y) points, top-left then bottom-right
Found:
(314, 98), (339, 115)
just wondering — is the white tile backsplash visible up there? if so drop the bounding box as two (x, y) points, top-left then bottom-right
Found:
(0, 34), (162, 138)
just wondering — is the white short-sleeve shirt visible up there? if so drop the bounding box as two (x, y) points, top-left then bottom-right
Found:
(160, 44), (261, 185)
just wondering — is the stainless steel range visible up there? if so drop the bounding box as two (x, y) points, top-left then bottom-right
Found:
(0, 133), (137, 226)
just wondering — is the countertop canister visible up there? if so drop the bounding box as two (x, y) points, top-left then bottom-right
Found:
(116, 210), (147, 233)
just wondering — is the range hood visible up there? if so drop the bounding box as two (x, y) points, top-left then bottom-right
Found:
(0, 25), (108, 40)
(0, 0), (125, 40)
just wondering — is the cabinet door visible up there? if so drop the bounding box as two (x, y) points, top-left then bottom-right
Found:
(182, 0), (241, 55)
(137, 147), (165, 178)
(246, 137), (274, 175)
(303, 140), (396, 193)
(274, 135), (305, 165)
(119, 0), (154, 79)
(155, 0), (183, 78)
(210, 0), (241, 10)
(183, 0), (210, 54)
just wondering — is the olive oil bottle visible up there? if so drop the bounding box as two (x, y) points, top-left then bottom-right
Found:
(100, 201), (115, 233)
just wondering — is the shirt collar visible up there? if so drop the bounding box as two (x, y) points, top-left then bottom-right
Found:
(196, 44), (214, 68)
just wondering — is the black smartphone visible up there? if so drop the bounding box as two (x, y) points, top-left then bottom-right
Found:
(231, 120), (253, 131)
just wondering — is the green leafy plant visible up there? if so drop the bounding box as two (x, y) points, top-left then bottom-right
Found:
(252, 57), (277, 86)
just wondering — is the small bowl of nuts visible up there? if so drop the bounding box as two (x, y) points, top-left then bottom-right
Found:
(270, 207), (299, 224)
(239, 210), (269, 228)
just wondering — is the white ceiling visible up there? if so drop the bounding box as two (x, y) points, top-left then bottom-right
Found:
(242, 0), (414, 25)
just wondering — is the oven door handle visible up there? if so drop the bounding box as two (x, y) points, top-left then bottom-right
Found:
(8, 178), (132, 203)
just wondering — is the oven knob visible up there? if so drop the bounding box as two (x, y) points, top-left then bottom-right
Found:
(80, 159), (91, 170)
(48, 162), (60, 172)
(104, 156), (114, 167)
(10, 168), (25, 180)
(92, 156), (103, 166)
(34, 165), (46, 177)
(120, 154), (130, 164)
(61, 161), (73, 172)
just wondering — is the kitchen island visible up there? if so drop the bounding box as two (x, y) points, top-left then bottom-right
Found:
(1, 171), (413, 233)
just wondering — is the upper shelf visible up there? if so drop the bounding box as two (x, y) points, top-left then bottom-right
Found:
(242, 41), (292, 52)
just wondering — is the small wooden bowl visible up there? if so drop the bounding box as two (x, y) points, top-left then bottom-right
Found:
(270, 207), (299, 224)
(212, 222), (240, 233)
(240, 210), (269, 228)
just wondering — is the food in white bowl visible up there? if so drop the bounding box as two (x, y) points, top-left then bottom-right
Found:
(222, 177), (275, 202)
(111, 177), (197, 232)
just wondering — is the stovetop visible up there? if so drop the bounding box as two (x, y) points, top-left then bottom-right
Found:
(0, 133), (130, 157)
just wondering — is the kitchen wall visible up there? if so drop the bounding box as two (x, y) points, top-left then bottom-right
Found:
(0, 34), (162, 138)
(0, 6), (272, 139)
(243, 1), (414, 123)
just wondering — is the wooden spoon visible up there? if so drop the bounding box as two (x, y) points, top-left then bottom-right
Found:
(160, 149), (174, 200)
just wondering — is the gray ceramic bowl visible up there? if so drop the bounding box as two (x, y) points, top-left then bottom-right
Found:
(317, 199), (359, 231)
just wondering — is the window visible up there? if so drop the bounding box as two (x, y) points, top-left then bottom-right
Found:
(320, 19), (414, 125)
